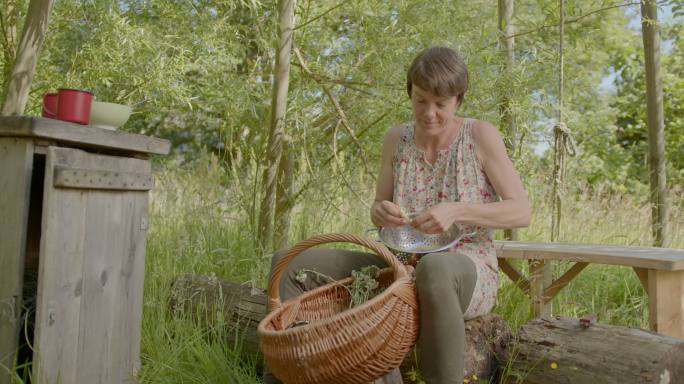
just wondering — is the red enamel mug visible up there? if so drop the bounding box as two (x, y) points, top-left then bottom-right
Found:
(42, 93), (58, 118)
(56, 88), (93, 125)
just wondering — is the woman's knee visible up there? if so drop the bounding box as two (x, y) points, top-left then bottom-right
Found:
(415, 252), (476, 291)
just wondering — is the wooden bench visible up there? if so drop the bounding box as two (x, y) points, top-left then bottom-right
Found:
(494, 241), (684, 339)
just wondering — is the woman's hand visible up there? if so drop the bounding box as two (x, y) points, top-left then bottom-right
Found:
(411, 203), (460, 234)
(371, 200), (407, 227)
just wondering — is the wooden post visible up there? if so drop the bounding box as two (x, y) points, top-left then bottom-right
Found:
(498, 0), (518, 242)
(528, 259), (551, 318)
(647, 269), (684, 339)
(529, 260), (551, 318)
(0, 138), (34, 384)
(640, 0), (668, 247)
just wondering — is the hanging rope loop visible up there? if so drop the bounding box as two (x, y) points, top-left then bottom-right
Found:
(553, 122), (576, 157)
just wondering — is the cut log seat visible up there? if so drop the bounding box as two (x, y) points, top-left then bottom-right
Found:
(505, 316), (684, 384)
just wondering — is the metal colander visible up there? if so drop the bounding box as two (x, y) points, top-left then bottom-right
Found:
(367, 221), (472, 254)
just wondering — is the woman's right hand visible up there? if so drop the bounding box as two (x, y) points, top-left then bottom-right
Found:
(371, 200), (408, 227)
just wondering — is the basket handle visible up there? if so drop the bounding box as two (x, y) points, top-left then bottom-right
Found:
(268, 233), (408, 311)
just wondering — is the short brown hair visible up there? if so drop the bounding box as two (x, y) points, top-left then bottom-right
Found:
(406, 47), (468, 101)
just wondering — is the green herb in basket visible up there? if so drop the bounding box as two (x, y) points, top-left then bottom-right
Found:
(295, 265), (382, 308)
(349, 265), (381, 307)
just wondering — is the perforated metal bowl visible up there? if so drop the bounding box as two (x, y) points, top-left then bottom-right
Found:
(367, 221), (472, 254)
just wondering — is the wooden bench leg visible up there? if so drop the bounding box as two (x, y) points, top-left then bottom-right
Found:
(528, 260), (552, 318)
(632, 267), (649, 291)
(647, 269), (684, 339)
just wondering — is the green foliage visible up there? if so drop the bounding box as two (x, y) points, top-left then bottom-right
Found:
(4, 0), (680, 199)
(349, 265), (381, 307)
(575, 13), (684, 190)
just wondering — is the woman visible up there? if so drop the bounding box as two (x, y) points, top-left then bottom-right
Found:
(265, 47), (530, 384)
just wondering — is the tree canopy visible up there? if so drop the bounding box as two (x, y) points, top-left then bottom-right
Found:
(1, 0), (682, 196)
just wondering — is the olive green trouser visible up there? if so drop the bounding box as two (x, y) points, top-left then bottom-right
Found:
(262, 248), (477, 384)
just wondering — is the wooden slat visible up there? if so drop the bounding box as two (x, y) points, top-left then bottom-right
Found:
(543, 262), (589, 304)
(497, 259), (530, 294)
(0, 116), (170, 156)
(495, 240), (684, 271)
(53, 166), (153, 191)
(33, 148), (86, 384)
(648, 269), (684, 339)
(0, 138), (33, 384)
(34, 147), (150, 383)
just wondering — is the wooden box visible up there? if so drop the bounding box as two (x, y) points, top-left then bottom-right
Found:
(0, 117), (170, 383)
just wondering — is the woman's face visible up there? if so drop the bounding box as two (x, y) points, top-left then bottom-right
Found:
(410, 84), (460, 136)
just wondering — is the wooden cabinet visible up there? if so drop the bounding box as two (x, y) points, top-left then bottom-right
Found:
(0, 117), (169, 383)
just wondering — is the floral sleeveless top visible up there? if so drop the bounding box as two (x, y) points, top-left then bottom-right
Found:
(393, 118), (499, 319)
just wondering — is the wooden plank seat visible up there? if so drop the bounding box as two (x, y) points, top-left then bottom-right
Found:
(494, 241), (684, 339)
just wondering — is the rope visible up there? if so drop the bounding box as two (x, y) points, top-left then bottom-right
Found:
(550, 0), (576, 242)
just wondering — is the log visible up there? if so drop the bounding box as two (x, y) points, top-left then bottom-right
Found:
(169, 274), (511, 382)
(506, 316), (684, 384)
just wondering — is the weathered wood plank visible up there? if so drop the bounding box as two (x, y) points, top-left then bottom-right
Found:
(0, 138), (33, 384)
(53, 166), (153, 191)
(648, 269), (684, 339)
(34, 147), (150, 383)
(77, 191), (125, 383)
(0, 116), (170, 156)
(506, 316), (684, 383)
(114, 192), (147, 380)
(495, 241), (684, 270)
(33, 148), (87, 384)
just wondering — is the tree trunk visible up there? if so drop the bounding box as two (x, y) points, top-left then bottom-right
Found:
(168, 274), (511, 382)
(505, 316), (684, 384)
(1, 0), (20, 93)
(274, 136), (294, 251)
(641, 0), (668, 247)
(498, 0), (518, 242)
(1, 0), (54, 115)
(257, 0), (296, 252)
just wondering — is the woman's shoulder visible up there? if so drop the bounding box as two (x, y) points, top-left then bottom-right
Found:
(467, 118), (507, 159)
(468, 119), (504, 145)
(383, 122), (412, 145)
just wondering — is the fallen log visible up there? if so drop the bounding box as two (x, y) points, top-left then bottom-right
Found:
(505, 316), (684, 384)
(169, 273), (511, 383)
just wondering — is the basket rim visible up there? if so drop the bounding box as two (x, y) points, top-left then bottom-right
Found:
(267, 233), (409, 311)
(257, 270), (416, 337)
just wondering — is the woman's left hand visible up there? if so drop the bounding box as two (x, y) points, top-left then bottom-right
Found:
(411, 203), (459, 234)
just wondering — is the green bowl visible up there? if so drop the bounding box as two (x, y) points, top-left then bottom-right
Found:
(90, 101), (132, 130)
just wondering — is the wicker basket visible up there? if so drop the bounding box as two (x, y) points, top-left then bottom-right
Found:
(257, 233), (419, 384)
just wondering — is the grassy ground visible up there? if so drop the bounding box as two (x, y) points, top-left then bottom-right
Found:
(131, 157), (683, 383)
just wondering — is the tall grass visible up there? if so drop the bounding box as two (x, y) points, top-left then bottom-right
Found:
(137, 155), (682, 383)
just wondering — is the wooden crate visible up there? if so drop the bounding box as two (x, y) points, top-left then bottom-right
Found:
(0, 117), (169, 384)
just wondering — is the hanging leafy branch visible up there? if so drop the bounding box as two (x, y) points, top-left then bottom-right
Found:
(293, 46), (376, 182)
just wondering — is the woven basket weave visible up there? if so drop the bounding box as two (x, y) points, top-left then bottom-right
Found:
(257, 233), (419, 384)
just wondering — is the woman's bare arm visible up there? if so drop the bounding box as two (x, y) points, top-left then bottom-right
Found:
(370, 126), (406, 227)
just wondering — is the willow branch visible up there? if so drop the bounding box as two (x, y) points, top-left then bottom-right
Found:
(294, 0), (353, 31)
(293, 46), (376, 181)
